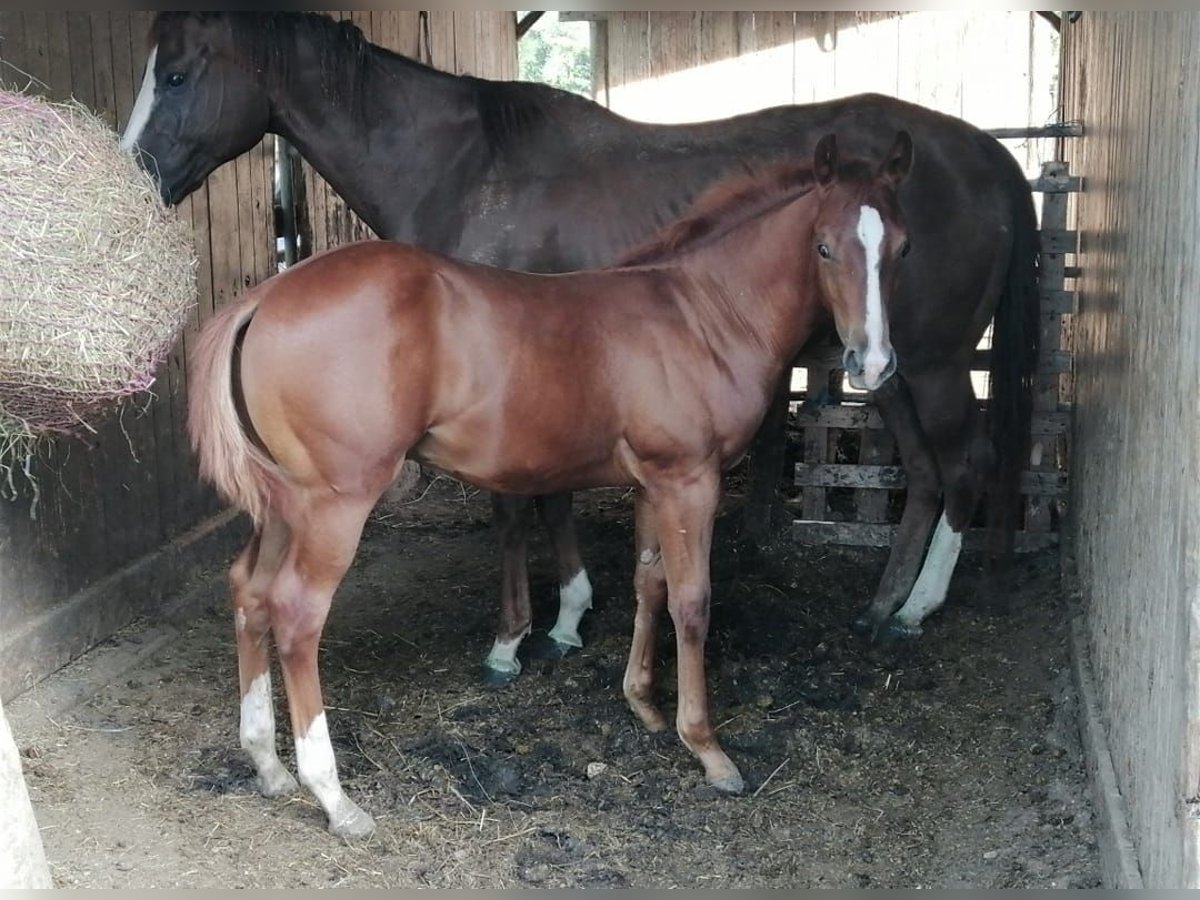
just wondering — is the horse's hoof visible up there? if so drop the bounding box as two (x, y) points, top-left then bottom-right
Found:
(480, 665), (520, 688)
(877, 618), (923, 645)
(709, 770), (745, 795)
(329, 804), (376, 839)
(849, 610), (879, 637)
(525, 632), (578, 660)
(258, 769), (299, 799)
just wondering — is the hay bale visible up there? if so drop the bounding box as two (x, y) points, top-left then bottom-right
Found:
(0, 88), (197, 455)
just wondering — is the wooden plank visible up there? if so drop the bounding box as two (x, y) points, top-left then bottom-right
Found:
(1030, 172), (1084, 193)
(972, 348), (1072, 374)
(800, 366), (832, 521)
(88, 10), (146, 570)
(43, 13), (71, 101)
(1043, 289), (1077, 315)
(855, 425), (895, 523)
(451, 9), (479, 75)
(1041, 228), (1079, 253)
(794, 463), (1068, 497)
(0, 12), (28, 88)
(793, 404), (1071, 437)
(791, 520), (1058, 553)
(65, 14), (95, 106)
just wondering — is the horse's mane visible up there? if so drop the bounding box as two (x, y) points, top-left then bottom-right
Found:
(151, 12), (562, 156)
(616, 162), (821, 268)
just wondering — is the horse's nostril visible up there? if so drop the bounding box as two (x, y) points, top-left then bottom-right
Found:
(843, 347), (863, 376)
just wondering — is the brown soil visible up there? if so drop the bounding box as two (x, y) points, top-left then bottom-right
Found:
(11, 476), (1100, 888)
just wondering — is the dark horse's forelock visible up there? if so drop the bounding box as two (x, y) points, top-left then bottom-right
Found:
(616, 161), (818, 268)
(151, 12), (374, 115)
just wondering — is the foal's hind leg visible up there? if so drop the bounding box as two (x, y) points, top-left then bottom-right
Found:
(539, 492), (593, 655)
(267, 494), (375, 838)
(230, 518), (297, 798)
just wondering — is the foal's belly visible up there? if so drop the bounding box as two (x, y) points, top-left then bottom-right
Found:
(410, 422), (634, 497)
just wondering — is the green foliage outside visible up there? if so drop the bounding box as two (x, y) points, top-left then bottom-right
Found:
(517, 12), (592, 98)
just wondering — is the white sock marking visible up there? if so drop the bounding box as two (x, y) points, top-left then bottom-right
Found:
(239, 672), (294, 796)
(120, 46), (158, 153)
(484, 629), (529, 675)
(295, 712), (372, 834)
(548, 569), (593, 648)
(855, 205), (892, 389)
(894, 512), (964, 628)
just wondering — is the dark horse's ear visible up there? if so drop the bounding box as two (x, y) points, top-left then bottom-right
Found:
(881, 130), (914, 185)
(814, 133), (838, 188)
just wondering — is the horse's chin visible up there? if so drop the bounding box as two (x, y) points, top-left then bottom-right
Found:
(162, 177), (201, 208)
(847, 371), (895, 393)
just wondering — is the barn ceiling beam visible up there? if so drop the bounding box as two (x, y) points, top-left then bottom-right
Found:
(516, 11), (545, 40)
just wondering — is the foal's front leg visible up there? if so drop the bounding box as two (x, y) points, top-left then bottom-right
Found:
(652, 469), (744, 794)
(621, 491), (668, 732)
(230, 518), (297, 799)
(268, 495), (376, 838)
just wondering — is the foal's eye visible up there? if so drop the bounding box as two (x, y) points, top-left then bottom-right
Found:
(817, 243), (832, 260)
(899, 240), (911, 258)
(166, 72), (187, 88)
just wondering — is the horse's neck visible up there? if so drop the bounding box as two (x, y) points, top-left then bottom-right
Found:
(268, 46), (478, 242)
(674, 197), (823, 364)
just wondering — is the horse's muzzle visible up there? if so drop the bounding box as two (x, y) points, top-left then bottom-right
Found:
(843, 344), (897, 392)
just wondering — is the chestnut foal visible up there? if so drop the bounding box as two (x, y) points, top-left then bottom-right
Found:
(187, 133), (912, 835)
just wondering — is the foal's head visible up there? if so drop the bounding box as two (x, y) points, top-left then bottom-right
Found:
(810, 131), (913, 391)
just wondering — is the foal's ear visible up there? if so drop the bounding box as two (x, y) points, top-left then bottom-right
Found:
(814, 133), (838, 188)
(881, 130), (914, 185)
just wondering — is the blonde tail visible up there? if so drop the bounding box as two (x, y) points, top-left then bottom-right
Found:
(186, 295), (276, 526)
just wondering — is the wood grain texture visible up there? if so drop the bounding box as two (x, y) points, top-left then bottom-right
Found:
(0, 13), (272, 698)
(1062, 11), (1200, 889)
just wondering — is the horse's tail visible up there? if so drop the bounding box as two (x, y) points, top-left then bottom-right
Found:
(186, 294), (276, 527)
(985, 150), (1041, 563)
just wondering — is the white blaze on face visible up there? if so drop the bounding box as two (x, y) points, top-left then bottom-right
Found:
(855, 205), (893, 389)
(120, 46), (158, 153)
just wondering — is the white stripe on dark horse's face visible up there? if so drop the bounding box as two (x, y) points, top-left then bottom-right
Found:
(120, 46), (158, 153)
(855, 204), (891, 389)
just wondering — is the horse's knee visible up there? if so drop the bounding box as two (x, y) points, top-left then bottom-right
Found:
(667, 585), (710, 643)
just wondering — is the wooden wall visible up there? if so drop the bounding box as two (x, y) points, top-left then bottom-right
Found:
(583, 11), (1059, 174)
(0, 11), (273, 700)
(298, 11), (518, 253)
(1061, 12), (1200, 889)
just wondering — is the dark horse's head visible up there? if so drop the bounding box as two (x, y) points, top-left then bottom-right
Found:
(120, 14), (272, 205)
(122, 13), (371, 206)
(810, 130), (913, 391)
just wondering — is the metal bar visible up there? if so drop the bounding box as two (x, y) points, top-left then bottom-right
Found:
(987, 121), (1084, 139)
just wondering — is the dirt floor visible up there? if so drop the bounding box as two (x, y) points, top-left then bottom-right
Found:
(9, 474), (1100, 889)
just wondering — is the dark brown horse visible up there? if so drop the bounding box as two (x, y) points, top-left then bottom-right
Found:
(124, 13), (1038, 678)
(187, 135), (913, 834)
